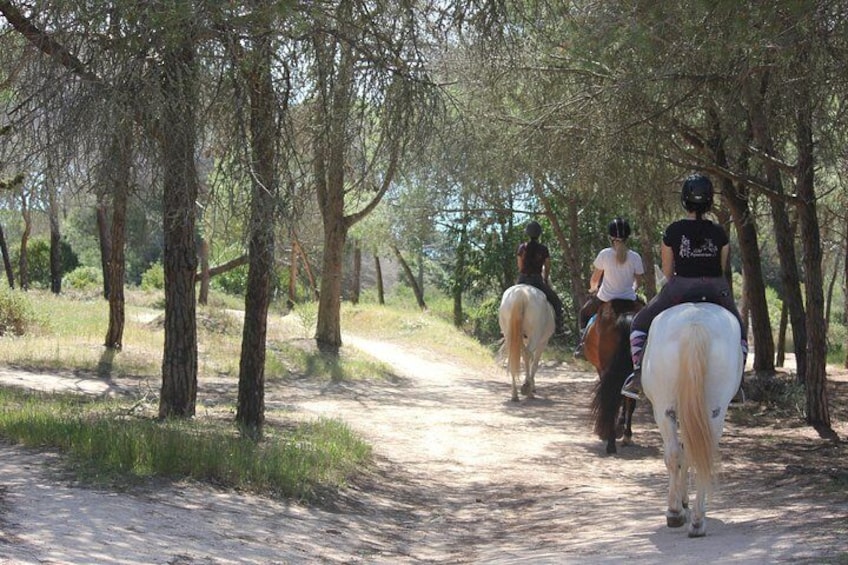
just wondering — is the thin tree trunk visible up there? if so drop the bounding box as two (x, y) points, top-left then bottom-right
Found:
(453, 217), (468, 328)
(47, 179), (62, 295)
(293, 237), (319, 301)
(825, 254), (839, 334)
(19, 188), (30, 291)
(236, 21), (278, 437)
(104, 107), (133, 350)
(375, 254), (384, 305)
(709, 110), (774, 374)
(351, 239), (361, 305)
(745, 80), (807, 382)
(777, 299), (787, 367)
(794, 92), (832, 435)
(198, 238), (210, 306)
(96, 201), (111, 299)
(0, 223), (14, 288)
(391, 243), (426, 311)
(288, 240), (298, 309)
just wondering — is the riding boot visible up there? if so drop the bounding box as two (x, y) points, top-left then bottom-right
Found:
(731, 338), (749, 404)
(621, 366), (642, 400)
(554, 311), (566, 337)
(573, 326), (587, 359)
(622, 330), (647, 400)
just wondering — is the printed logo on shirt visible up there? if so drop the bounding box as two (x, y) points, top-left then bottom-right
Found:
(679, 235), (718, 258)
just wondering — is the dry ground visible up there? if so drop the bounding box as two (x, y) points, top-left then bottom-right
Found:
(0, 333), (846, 564)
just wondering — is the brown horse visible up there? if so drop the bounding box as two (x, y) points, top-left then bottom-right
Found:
(586, 299), (643, 454)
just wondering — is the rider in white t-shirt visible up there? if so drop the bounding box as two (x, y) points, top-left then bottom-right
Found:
(574, 218), (644, 358)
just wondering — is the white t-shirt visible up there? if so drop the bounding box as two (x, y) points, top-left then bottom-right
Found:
(593, 247), (644, 302)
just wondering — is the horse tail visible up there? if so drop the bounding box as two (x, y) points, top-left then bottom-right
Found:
(507, 293), (525, 378)
(590, 312), (634, 441)
(677, 322), (716, 493)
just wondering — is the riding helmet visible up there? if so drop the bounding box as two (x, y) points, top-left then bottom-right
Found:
(681, 173), (714, 212)
(608, 217), (631, 240)
(525, 221), (542, 239)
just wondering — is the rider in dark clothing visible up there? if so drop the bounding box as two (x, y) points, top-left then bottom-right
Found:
(621, 174), (748, 400)
(517, 221), (566, 336)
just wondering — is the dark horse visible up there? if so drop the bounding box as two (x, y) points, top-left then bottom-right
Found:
(586, 299), (643, 454)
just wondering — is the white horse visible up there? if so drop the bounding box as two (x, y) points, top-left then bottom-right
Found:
(642, 302), (743, 538)
(498, 284), (555, 402)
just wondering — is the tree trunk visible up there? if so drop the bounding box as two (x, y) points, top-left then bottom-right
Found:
(0, 223), (14, 288)
(158, 35), (199, 419)
(745, 79), (807, 381)
(794, 96), (832, 435)
(19, 188), (30, 291)
(47, 180), (62, 295)
(198, 238), (210, 306)
(350, 239), (361, 305)
(825, 254), (839, 334)
(705, 107), (774, 373)
(102, 112), (132, 350)
(316, 215), (347, 351)
(391, 243), (426, 311)
(287, 240), (298, 310)
(453, 218), (468, 328)
(96, 201), (111, 299)
(292, 237), (319, 301)
(777, 299), (787, 367)
(375, 254), (384, 305)
(236, 23), (278, 437)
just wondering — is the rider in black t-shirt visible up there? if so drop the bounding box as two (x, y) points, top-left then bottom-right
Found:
(621, 174), (748, 400)
(517, 221), (566, 336)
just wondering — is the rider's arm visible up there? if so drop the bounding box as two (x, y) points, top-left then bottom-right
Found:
(589, 268), (603, 293)
(661, 243), (674, 280)
(633, 272), (644, 290)
(720, 244), (730, 275)
(543, 256), (552, 285)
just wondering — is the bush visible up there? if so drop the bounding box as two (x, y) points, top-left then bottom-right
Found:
(15, 238), (79, 289)
(0, 288), (37, 336)
(140, 263), (165, 291)
(468, 296), (502, 342)
(63, 266), (103, 292)
(212, 264), (248, 296)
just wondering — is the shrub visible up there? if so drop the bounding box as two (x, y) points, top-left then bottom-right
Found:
(63, 266), (103, 292)
(468, 296), (502, 342)
(140, 263), (165, 291)
(0, 288), (37, 336)
(15, 238), (79, 289)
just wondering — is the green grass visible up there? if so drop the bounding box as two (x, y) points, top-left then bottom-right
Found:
(0, 387), (369, 500)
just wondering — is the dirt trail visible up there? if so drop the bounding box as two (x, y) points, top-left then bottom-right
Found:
(0, 335), (846, 564)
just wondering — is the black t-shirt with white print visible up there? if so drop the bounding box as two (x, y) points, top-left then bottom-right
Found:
(662, 219), (728, 278)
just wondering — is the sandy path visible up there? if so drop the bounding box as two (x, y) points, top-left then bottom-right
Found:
(0, 335), (846, 564)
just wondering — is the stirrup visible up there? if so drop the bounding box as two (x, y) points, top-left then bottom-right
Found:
(621, 372), (642, 400)
(573, 342), (585, 359)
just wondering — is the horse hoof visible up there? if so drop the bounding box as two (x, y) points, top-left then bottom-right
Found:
(606, 442), (617, 455)
(621, 435), (632, 446)
(511, 395), (519, 402)
(688, 522), (706, 537)
(666, 512), (687, 528)
(520, 382), (530, 395)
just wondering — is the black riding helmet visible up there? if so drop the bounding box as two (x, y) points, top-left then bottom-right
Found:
(525, 221), (542, 239)
(608, 217), (631, 240)
(681, 173), (714, 212)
